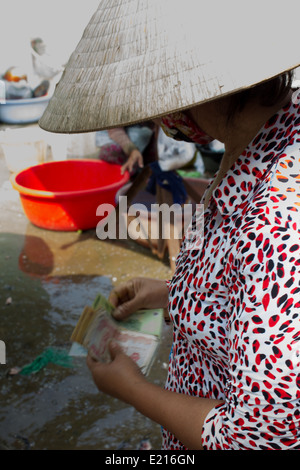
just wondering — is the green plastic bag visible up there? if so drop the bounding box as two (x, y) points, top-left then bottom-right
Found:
(19, 347), (73, 376)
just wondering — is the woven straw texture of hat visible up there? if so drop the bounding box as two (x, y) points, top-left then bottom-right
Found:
(40, 0), (300, 134)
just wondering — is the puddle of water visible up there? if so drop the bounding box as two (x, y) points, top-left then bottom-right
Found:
(0, 155), (173, 450)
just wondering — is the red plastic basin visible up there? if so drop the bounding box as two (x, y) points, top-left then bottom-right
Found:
(11, 159), (129, 231)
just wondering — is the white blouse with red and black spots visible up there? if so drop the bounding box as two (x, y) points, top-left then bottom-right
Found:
(162, 98), (300, 450)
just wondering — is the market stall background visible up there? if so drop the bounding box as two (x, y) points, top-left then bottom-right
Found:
(1, 1), (100, 73)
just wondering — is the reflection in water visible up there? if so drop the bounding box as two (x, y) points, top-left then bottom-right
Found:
(19, 235), (54, 277)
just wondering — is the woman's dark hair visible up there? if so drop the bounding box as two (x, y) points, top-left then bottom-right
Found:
(228, 70), (294, 118)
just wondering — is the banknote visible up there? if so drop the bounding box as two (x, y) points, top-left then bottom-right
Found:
(70, 294), (163, 375)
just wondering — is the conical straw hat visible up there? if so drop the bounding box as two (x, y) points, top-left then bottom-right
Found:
(39, 0), (300, 134)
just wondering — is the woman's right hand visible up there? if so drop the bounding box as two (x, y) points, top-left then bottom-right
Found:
(109, 277), (169, 321)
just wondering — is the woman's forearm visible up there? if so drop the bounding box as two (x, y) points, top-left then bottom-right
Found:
(108, 128), (137, 156)
(128, 380), (224, 450)
(87, 340), (223, 450)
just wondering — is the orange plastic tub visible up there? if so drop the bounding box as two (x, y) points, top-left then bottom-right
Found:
(11, 159), (129, 231)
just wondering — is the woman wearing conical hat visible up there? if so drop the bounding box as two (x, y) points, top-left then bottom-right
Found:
(40, 0), (300, 450)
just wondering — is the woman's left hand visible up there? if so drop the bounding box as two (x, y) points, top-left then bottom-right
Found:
(86, 340), (146, 402)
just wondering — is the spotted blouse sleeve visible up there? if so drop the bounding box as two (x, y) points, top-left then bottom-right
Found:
(201, 207), (300, 450)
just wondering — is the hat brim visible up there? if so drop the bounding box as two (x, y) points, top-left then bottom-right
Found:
(39, 0), (300, 134)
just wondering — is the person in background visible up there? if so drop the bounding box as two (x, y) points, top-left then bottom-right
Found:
(96, 124), (156, 174)
(108, 127), (145, 174)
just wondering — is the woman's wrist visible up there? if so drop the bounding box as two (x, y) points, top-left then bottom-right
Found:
(134, 277), (169, 310)
(126, 376), (160, 410)
(127, 378), (224, 450)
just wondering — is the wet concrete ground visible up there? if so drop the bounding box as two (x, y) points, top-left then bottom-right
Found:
(0, 151), (173, 450)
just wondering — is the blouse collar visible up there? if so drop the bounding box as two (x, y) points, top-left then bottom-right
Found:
(209, 99), (298, 216)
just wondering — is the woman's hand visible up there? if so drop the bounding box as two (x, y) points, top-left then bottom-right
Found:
(121, 149), (144, 174)
(87, 341), (223, 450)
(109, 277), (169, 321)
(86, 341), (146, 402)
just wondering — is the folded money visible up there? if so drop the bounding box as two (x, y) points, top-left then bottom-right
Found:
(70, 293), (163, 375)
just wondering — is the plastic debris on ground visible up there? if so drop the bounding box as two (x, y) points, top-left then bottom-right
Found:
(8, 347), (74, 376)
